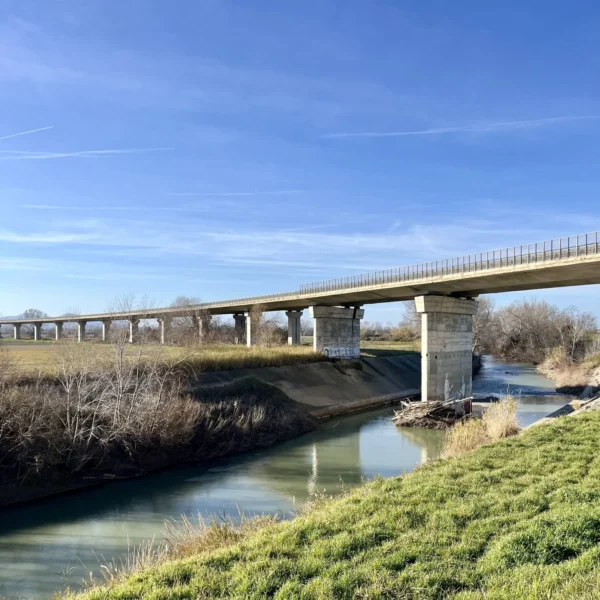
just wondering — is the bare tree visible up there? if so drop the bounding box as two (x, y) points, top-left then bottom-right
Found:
(400, 300), (421, 338)
(21, 308), (48, 337)
(472, 297), (496, 353)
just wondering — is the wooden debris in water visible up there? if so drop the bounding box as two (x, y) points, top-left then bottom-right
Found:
(392, 398), (472, 430)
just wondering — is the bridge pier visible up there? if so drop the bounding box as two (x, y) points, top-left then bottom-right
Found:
(286, 310), (303, 345)
(233, 314), (246, 344)
(244, 310), (260, 347)
(101, 320), (111, 343)
(415, 295), (478, 402)
(13, 324), (21, 340)
(33, 322), (42, 341)
(309, 306), (364, 358)
(129, 319), (139, 344)
(195, 312), (212, 344)
(55, 323), (63, 341)
(77, 321), (87, 342)
(158, 316), (172, 345)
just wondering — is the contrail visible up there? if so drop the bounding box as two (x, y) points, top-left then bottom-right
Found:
(0, 126), (54, 142)
(323, 115), (600, 139)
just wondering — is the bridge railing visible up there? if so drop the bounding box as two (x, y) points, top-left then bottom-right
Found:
(299, 231), (600, 295)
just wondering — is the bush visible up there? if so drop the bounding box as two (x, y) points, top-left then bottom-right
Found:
(442, 395), (520, 458)
(0, 341), (315, 497)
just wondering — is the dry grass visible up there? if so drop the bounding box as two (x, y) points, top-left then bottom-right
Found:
(0, 340), (315, 499)
(442, 395), (520, 458)
(0, 341), (325, 379)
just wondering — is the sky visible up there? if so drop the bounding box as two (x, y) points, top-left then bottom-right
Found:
(1, 0), (600, 322)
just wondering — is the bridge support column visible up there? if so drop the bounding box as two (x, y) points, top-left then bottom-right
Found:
(158, 316), (172, 345)
(233, 314), (246, 344)
(77, 321), (87, 342)
(244, 311), (260, 347)
(286, 310), (303, 345)
(415, 295), (478, 402)
(129, 319), (139, 344)
(194, 312), (212, 344)
(309, 306), (364, 358)
(55, 323), (63, 341)
(33, 322), (42, 341)
(13, 324), (21, 340)
(101, 320), (111, 343)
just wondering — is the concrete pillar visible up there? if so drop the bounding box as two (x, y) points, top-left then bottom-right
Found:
(244, 311), (261, 347)
(33, 322), (42, 341)
(13, 324), (21, 340)
(158, 316), (172, 345)
(233, 314), (246, 345)
(77, 321), (87, 342)
(128, 319), (139, 344)
(101, 320), (111, 343)
(415, 295), (478, 402)
(199, 313), (212, 344)
(55, 322), (63, 341)
(309, 306), (364, 358)
(286, 310), (303, 345)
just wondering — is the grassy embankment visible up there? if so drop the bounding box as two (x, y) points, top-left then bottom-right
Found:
(63, 409), (600, 599)
(538, 347), (600, 394)
(1, 339), (419, 377)
(0, 341), (326, 378)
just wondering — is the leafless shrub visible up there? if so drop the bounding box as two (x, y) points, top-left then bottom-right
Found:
(0, 339), (316, 490)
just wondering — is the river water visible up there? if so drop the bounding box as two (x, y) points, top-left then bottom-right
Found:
(0, 356), (572, 599)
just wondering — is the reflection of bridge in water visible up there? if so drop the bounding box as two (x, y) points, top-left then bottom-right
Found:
(247, 413), (444, 502)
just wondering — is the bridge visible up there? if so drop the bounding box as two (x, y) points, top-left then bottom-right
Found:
(2, 231), (600, 401)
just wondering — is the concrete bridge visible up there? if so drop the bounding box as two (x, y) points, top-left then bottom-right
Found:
(2, 231), (600, 401)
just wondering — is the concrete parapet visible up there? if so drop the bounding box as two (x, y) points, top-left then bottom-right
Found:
(415, 295), (478, 402)
(309, 305), (364, 358)
(286, 310), (303, 345)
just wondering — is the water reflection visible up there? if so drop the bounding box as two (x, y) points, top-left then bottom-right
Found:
(0, 355), (571, 599)
(0, 407), (442, 599)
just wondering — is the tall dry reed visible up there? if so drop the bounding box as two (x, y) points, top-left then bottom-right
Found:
(442, 395), (520, 459)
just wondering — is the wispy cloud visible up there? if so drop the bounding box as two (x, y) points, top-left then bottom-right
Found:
(0, 125), (54, 142)
(0, 147), (174, 160)
(168, 189), (306, 197)
(323, 115), (600, 139)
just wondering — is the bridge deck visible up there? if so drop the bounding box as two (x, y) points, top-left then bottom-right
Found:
(2, 233), (599, 324)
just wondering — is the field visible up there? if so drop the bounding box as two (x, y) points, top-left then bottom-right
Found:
(63, 409), (600, 599)
(0, 340), (419, 376)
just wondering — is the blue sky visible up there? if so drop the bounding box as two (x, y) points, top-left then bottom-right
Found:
(1, 0), (599, 321)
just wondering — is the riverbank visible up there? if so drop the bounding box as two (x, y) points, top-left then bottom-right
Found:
(62, 408), (600, 600)
(537, 350), (600, 396)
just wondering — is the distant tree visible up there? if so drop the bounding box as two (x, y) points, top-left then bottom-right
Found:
(472, 297), (496, 353)
(22, 308), (48, 336)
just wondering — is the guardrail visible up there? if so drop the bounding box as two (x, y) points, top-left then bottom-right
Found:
(299, 231), (600, 295)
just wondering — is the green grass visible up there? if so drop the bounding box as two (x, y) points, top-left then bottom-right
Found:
(63, 411), (600, 599)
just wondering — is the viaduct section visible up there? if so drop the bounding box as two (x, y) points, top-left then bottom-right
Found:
(2, 232), (600, 402)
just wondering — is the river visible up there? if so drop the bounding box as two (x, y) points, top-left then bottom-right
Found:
(0, 356), (573, 599)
